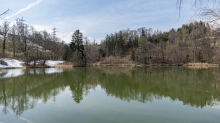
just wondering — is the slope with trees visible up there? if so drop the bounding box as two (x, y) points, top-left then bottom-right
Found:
(93, 21), (219, 65)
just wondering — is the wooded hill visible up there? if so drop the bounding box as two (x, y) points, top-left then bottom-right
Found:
(0, 19), (68, 66)
(66, 21), (220, 66)
(96, 21), (220, 65)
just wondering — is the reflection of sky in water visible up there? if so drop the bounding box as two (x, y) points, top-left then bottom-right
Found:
(2, 85), (220, 123)
(211, 106), (220, 110)
(0, 68), (63, 79)
(1, 67), (220, 123)
(0, 105), (35, 123)
(44, 68), (63, 74)
(210, 101), (220, 110)
(28, 68), (63, 74)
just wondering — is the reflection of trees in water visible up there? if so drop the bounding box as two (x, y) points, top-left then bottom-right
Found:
(0, 69), (66, 117)
(0, 67), (220, 117)
(69, 67), (220, 108)
(69, 68), (86, 103)
(212, 68), (220, 104)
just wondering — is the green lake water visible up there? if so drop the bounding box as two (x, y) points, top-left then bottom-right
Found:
(0, 67), (220, 123)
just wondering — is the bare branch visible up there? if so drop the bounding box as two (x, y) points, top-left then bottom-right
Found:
(176, 0), (220, 13)
(0, 9), (9, 17)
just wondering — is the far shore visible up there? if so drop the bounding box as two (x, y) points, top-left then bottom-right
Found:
(0, 64), (73, 69)
(0, 62), (219, 69)
(87, 62), (219, 68)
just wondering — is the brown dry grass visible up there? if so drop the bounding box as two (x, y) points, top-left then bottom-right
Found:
(87, 55), (136, 67)
(101, 55), (133, 64)
(183, 63), (218, 68)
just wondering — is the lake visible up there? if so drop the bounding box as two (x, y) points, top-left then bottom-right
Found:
(0, 67), (220, 123)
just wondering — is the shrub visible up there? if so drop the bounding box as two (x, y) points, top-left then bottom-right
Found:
(0, 60), (8, 66)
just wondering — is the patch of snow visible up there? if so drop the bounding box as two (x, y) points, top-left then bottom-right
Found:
(0, 64), (8, 68)
(29, 60), (40, 65)
(29, 60), (63, 66)
(0, 59), (63, 68)
(0, 58), (24, 68)
(45, 60), (64, 66)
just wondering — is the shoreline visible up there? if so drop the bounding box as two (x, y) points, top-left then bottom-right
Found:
(0, 63), (219, 69)
(0, 64), (73, 69)
(87, 63), (219, 68)
(0, 59), (68, 70)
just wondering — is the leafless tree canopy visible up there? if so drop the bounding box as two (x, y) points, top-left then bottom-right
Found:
(177, 0), (220, 10)
(177, 0), (220, 27)
(0, 17), (67, 66)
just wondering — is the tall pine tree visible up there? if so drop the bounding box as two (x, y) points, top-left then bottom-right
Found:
(70, 30), (86, 67)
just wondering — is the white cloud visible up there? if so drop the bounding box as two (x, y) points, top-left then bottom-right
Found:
(0, 0), (43, 23)
(32, 24), (53, 33)
(9, 21), (16, 27)
(56, 32), (73, 43)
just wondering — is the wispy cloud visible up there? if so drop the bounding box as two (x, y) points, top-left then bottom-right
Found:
(1, 0), (193, 44)
(0, 0), (43, 23)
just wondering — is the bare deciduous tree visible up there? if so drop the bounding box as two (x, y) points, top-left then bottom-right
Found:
(9, 24), (17, 57)
(1, 21), (9, 56)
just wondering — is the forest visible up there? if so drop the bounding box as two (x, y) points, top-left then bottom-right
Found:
(65, 21), (220, 66)
(1, 18), (220, 67)
(104, 21), (219, 64)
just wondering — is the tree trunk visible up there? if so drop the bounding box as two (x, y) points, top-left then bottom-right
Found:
(2, 38), (6, 56)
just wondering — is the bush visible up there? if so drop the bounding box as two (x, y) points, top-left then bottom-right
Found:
(130, 48), (135, 61)
(197, 51), (203, 62)
(0, 60), (8, 66)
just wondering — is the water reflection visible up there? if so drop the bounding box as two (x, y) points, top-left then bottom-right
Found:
(0, 68), (63, 79)
(0, 69), (24, 79)
(0, 67), (220, 117)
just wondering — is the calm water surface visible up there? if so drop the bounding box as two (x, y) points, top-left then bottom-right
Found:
(0, 67), (220, 123)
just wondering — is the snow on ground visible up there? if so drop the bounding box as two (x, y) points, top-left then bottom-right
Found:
(0, 58), (24, 68)
(30, 60), (64, 66)
(45, 60), (64, 66)
(0, 58), (64, 68)
(0, 64), (8, 68)
(0, 59), (64, 78)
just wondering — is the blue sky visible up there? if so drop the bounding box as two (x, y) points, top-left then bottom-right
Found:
(1, 0), (194, 43)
